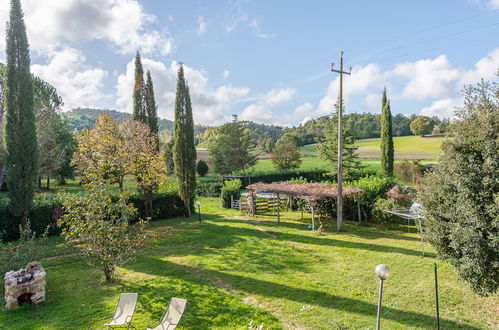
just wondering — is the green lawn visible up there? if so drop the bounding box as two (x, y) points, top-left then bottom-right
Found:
(2, 197), (497, 329)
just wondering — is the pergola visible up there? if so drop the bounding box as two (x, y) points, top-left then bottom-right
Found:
(246, 181), (363, 230)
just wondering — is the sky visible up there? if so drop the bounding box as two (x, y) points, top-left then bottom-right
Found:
(0, 0), (498, 126)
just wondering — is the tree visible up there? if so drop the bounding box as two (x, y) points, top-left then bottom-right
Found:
(196, 160), (209, 177)
(410, 116), (434, 136)
(208, 120), (258, 175)
(58, 180), (151, 281)
(72, 114), (129, 190)
(144, 71), (159, 139)
(53, 116), (77, 184)
(4, 0), (38, 228)
(121, 119), (167, 216)
(38, 115), (65, 189)
(419, 78), (498, 295)
(380, 88), (394, 176)
(132, 51), (146, 122)
(173, 65), (197, 216)
(271, 137), (302, 171)
(318, 106), (363, 178)
(164, 139), (175, 175)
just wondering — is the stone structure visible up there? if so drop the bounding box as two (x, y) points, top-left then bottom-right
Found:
(4, 262), (46, 309)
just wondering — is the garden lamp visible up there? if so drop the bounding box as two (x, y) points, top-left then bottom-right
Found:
(197, 201), (201, 223)
(375, 264), (390, 330)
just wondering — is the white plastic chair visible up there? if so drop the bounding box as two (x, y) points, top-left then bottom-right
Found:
(103, 293), (138, 329)
(146, 297), (187, 330)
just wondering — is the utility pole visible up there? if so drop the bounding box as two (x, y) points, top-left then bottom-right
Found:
(331, 51), (351, 232)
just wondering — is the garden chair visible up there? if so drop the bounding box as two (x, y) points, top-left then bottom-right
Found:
(103, 293), (138, 329)
(146, 297), (187, 330)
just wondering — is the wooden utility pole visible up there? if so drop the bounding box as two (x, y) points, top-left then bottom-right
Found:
(331, 51), (351, 232)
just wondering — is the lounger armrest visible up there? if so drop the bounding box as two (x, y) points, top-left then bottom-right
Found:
(165, 323), (178, 330)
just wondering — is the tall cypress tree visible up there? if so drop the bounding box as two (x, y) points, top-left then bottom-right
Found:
(4, 0), (38, 228)
(380, 87), (394, 176)
(173, 65), (196, 216)
(132, 51), (146, 122)
(144, 70), (159, 137)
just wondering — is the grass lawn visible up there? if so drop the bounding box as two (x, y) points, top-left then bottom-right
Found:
(2, 197), (497, 329)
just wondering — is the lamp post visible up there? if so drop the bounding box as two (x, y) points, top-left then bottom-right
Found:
(197, 201), (201, 223)
(375, 264), (390, 330)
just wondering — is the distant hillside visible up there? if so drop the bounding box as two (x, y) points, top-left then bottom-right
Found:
(62, 108), (174, 132)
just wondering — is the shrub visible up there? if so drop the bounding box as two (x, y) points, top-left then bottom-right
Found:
(197, 160), (209, 177)
(0, 196), (62, 242)
(372, 198), (400, 225)
(197, 181), (223, 197)
(239, 169), (329, 187)
(58, 182), (152, 281)
(348, 175), (397, 221)
(221, 179), (242, 209)
(0, 221), (48, 282)
(394, 160), (424, 184)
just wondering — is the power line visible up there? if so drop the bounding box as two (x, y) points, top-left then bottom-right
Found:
(351, 21), (499, 64)
(350, 9), (499, 54)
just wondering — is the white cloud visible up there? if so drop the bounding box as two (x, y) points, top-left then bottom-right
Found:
(393, 55), (461, 100)
(222, 70), (231, 79)
(31, 48), (109, 111)
(488, 0), (499, 9)
(420, 98), (462, 118)
(197, 16), (206, 36)
(460, 48), (499, 85)
(239, 88), (295, 124)
(116, 59), (250, 125)
(0, 0), (172, 55)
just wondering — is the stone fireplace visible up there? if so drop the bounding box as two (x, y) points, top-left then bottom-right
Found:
(4, 262), (46, 309)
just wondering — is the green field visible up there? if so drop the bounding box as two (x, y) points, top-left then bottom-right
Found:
(2, 197), (496, 329)
(252, 135), (443, 173)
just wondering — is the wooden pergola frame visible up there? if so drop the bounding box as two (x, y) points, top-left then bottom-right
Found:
(246, 181), (363, 230)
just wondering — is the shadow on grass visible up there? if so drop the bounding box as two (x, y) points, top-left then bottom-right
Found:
(124, 257), (477, 329)
(176, 215), (433, 259)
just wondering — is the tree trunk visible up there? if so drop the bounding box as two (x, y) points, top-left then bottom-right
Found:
(20, 210), (28, 230)
(118, 177), (124, 192)
(46, 175), (50, 190)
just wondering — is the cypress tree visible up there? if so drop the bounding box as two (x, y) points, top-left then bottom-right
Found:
(380, 87), (394, 176)
(144, 71), (159, 137)
(4, 0), (38, 228)
(132, 51), (146, 122)
(173, 65), (197, 216)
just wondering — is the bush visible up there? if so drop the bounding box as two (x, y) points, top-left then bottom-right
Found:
(0, 222), (48, 291)
(239, 169), (329, 187)
(372, 198), (400, 225)
(0, 186), (189, 242)
(221, 179), (242, 209)
(348, 175), (397, 221)
(0, 196), (62, 242)
(197, 160), (209, 177)
(196, 181), (223, 197)
(394, 161), (424, 184)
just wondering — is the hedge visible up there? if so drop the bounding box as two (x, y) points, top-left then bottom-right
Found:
(238, 169), (329, 187)
(0, 189), (189, 242)
(196, 181), (223, 197)
(221, 179), (242, 209)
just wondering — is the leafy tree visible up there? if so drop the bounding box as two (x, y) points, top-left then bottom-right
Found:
(58, 180), (151, 281)
(38, 115), (65, 189)
(132, 51), (146, 122)
(208, 120), (258, 174)
(271, 137), (302, 170)
(173, 65), (197, 216)
(72, 114), (129, 190)
(121, 119), (167, 216)
(197, 160), (209, 177)
(0, 64), (5, 190)
(4, 0), (38, 228)
(380, 88), (394, 176)
(53, 116), (77, 184)
(144, 70), (159, 139)
(318, 107), (363, 178)
(410, 116), (434, 136)
(164, 139), (175, 175)
(419, 78), (498, 295)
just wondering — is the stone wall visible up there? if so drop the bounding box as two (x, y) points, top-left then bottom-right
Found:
(4, 262), (46, 309)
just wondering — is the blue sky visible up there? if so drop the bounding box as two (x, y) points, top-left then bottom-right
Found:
(1, 0), (498, 126)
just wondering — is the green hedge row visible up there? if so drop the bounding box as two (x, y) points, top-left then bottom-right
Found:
(0, 190), (189, 242)
(239, 169), (329, 187)
(196, 181), (223, 197)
